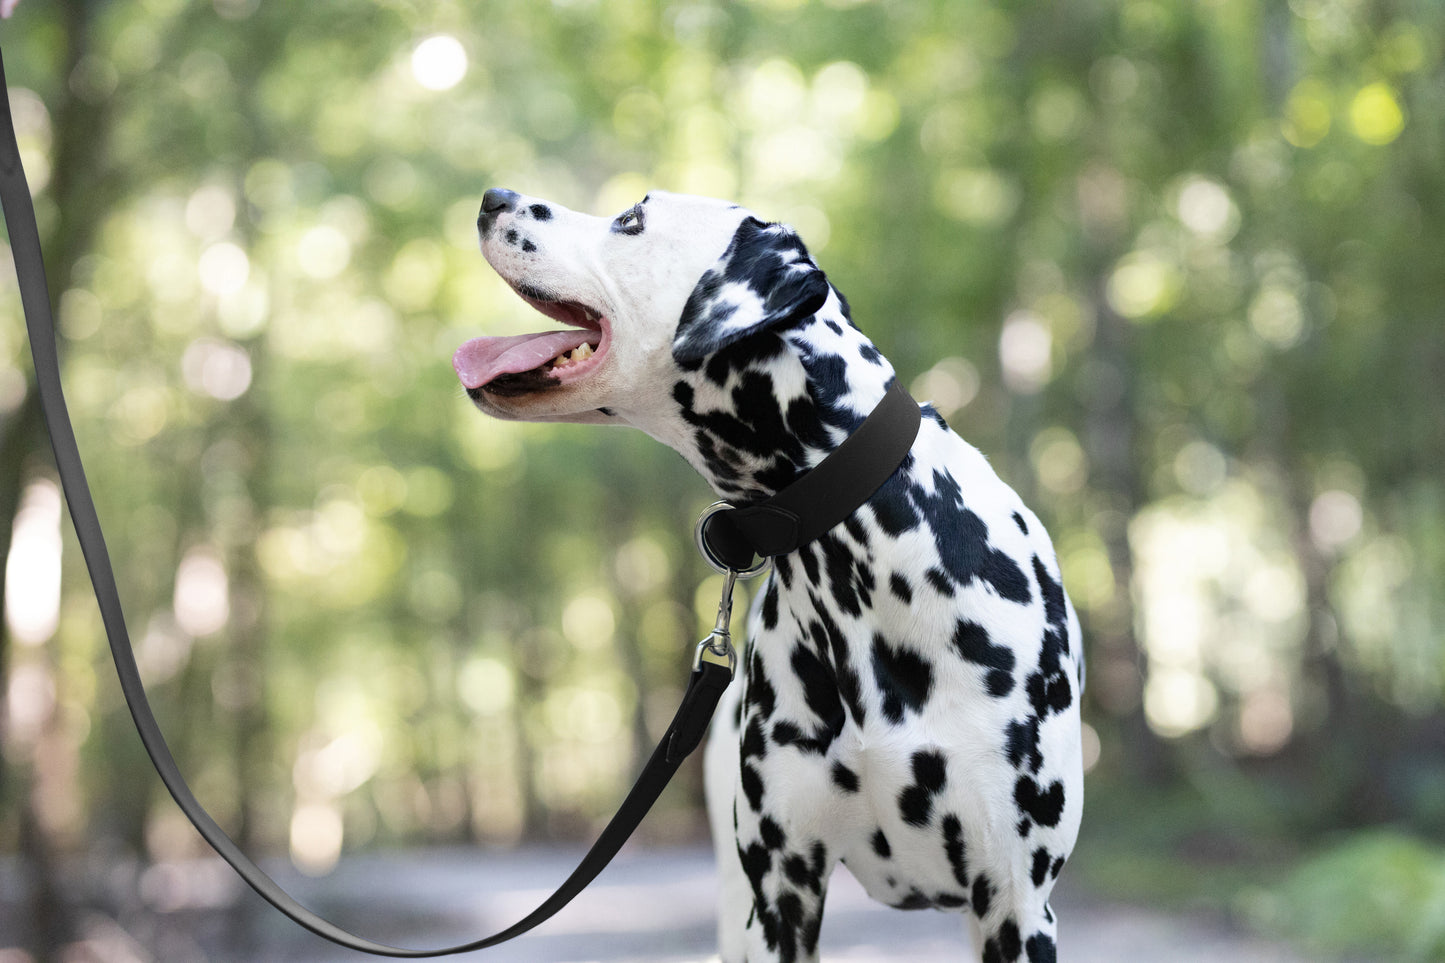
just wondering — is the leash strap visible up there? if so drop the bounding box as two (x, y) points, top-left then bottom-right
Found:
(2, 47), (735, 957)
(698, 380), (922, 571)
(4, 44), (919, 956)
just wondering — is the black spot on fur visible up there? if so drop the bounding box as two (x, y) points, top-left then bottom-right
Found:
(746, 649), (777, 718)
(1033, 555), (1068, 640)
(703, 351), (733, 388)
(831, 761), (860, 793)
(784, 854), (814, 890)
(872, 633), (934, 723)
(893, 889), (933, 910)
(783, 393), (834, 452)
(793, 349), (864, 433)
(760, 816), (786, 850)
(889, 572), (913, 604)
(855, 560), (875, 609)
(1026, 933), (1058, 963)
(1024, 557), (1074, 723)
(952, 620), (1016, 697)
(790, 644), (846, 744)
(942, 814), (969, 889)
(505, 228), (518, 244)
(762, 579), (780, 630)
(925, 567), (955, 596)
(521, 239), (537, 253)
(799, 543), (821, 586)
(783, 900), (813, 963)
(1026, 649), (1073, 719)
(871, 828), (891, 858)
(741, 764), (764, 812)
(1015, 776), (1066, 829)
(819, 533), (863, 617)
(870, 475), (920, 536)
(1006, 717), (1044, 773)
(1031, 847), (1052, 887)
(911, 471), (1032, 604)
(1013, 511), (1029, 534)
(774, 554), (794, 590)
(898, 749), (947, 827)
(984, 919), (1023, 963)
(772, 720), (833, 755)
(808, 607), (866, 726)
(740, 841), (771, 890)
(972, 874), (993, 917)
(791, 838), (826, 890)
(741, 716), (768, 762)
(528, 203), (552, 220)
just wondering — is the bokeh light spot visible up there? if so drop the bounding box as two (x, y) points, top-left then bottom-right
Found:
(412, 35), (468, 92)
(1349, 82), (1405, 145)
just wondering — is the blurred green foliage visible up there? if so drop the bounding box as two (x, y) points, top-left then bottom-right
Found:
(1, 0), (1444, 958)
(1256, 830), (1445, 960)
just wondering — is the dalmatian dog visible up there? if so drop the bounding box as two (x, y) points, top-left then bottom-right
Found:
(455, 188), (1084, 963)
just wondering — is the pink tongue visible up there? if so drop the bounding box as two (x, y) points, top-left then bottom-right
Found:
(452, 330), (599, 389)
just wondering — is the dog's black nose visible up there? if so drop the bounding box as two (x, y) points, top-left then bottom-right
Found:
(478, 188), (520, 235)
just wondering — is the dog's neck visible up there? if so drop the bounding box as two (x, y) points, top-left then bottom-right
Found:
(665, 289), (899, 503)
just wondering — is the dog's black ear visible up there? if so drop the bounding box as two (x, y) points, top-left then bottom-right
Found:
(672, 217), (831, 363)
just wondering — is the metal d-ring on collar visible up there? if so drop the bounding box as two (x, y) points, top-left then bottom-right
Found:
(695, 500), (773, 577)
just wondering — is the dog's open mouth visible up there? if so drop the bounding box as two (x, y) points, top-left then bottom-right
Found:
(453, 286), (608, 397)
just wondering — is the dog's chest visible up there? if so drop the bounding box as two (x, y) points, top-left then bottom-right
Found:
(733, 425), (1076, 904)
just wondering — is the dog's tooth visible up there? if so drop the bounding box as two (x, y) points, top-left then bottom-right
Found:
(547, 344), (594, 370)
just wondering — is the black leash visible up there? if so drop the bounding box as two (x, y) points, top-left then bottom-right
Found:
(1, 46), (919, 957)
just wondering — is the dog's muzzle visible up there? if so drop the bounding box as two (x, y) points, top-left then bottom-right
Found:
(478, 187), (519, 236)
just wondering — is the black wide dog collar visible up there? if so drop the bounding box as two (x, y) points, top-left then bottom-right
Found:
(698, 380), (922, 571)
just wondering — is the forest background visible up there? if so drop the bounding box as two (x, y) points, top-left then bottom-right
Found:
(2, 0), (1443, 960)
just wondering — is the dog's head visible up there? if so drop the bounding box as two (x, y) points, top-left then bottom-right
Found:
(457, 189), (893, 498)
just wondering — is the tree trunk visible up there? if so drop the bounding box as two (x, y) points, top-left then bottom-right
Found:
(1082, 277), (1172, 786)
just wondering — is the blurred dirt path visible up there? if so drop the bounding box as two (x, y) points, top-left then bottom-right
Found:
(243, 846), (1319, 963)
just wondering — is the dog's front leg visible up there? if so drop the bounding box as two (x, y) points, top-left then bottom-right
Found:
(732, 771), (834, 963)
(704, 682), (753, 963)
(705, 664), (836, 963)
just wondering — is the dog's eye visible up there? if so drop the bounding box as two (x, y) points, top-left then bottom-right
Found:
(612, 205), (645, 236)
